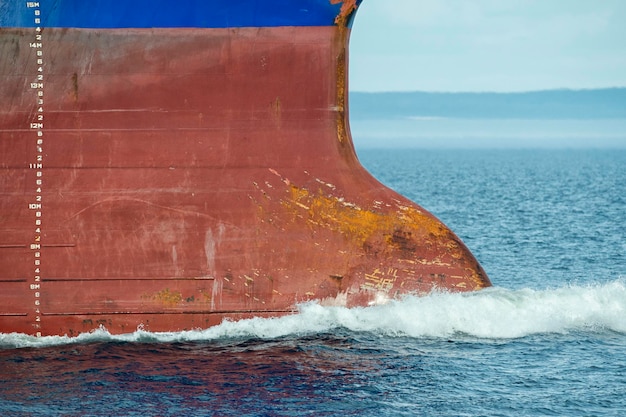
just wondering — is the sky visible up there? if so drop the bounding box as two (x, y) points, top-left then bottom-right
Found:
(348, 0), (626, 92)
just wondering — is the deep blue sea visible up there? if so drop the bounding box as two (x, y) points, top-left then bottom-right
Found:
(1, 144), (625, 416)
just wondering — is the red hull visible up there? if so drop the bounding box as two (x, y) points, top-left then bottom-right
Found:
(1, 23), (490, 336)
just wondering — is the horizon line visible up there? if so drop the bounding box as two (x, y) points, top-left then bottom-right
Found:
(350, 87), (626, 95)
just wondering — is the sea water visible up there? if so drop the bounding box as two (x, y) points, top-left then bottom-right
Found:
(1, 147), (625, 416)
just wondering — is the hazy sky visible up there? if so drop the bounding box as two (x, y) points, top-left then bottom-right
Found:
(348, 0), (626, 92)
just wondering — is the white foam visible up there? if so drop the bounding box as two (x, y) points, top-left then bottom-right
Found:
(2, 279), (625, 348)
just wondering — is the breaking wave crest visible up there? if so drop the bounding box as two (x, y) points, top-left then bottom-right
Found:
(2, 278), (625, 349)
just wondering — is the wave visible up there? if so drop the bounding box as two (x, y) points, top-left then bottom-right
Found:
(2, 279), (625, 349)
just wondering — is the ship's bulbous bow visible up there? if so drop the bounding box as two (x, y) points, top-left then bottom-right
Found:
(251, 163), (491, 309)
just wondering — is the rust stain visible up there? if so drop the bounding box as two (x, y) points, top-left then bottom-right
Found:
(269, 96), (282, 128)
(331, 0), (359, 26)
(278, 183), (488, 290)
(71, 72), (79, 101)
(330, 1), (357, 146)
(146, 288), (183, 307)
(330, 1), (360, 166)
(335, 45), (348, 145)
(283, 184), (447, 248)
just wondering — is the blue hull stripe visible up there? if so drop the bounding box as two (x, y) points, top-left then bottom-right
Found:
(0, 0), (361, 29)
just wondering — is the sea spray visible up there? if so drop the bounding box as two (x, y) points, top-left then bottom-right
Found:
(2, 279), (624, 350)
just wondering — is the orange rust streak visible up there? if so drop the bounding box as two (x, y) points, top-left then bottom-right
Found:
(332, 0), (359, 26)
(280, 183), (488, 291)
(284, 185), (446, 246)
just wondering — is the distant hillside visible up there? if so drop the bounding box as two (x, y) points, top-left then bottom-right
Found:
(349, 88), (626, 120)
